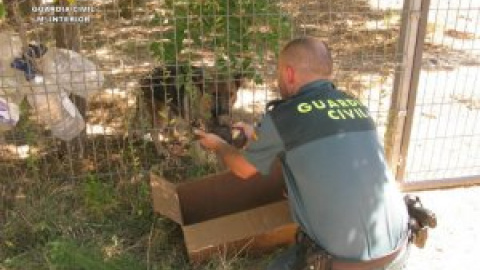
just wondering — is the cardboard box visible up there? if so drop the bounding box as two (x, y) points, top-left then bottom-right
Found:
(150, 168), (297, 263)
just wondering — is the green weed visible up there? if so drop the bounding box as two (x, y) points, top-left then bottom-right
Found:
(0, 2), (5, 19)
(3, 239), (148, 270)
(82, 174), (119, 221)
(46, 239), (146, 270)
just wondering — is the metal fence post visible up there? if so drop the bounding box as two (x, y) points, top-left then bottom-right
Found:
(386, 0), (430, 183)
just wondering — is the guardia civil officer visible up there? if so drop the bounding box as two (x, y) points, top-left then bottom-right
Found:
(195, 37), (410, 270)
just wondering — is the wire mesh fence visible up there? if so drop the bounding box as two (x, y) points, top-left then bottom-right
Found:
(0, 0), (406, 184)
(403, 0), (480, 182)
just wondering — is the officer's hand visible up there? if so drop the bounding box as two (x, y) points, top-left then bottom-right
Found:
(232, 122), (257, 141)
(193, 129), (226, 152)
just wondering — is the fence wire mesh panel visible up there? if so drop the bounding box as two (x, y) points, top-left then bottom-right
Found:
(0, 0), (406, 183)
(0, 0), (411, 268)
(403, 0), (480, 184)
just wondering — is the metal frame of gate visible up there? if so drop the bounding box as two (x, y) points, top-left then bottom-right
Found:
(387, 0), (480, 191)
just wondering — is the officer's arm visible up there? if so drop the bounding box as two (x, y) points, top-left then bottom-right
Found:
(194, 129), (259, 179)
(216, 141), (259, 179)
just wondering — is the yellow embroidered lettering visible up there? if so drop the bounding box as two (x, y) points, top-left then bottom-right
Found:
(353, 108), (363, 118)
(328, 99), (340, 108)
(337, 99), (349, 107)
(343, 109), (355, 119)
(298, 103), (312, 113)
(328, 110), (340, 119)
(312, 100), (326, 109)
(346, 99), (359, 107)
(355, 108), (368, 118)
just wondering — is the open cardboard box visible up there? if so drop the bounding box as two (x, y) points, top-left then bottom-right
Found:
(150, 165), (297, 263)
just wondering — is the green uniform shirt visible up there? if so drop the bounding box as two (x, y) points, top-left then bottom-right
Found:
(244, 80), (408, 261)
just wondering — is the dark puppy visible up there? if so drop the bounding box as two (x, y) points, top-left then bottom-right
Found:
(139, 65), (242, 143)
(139, 65), (203, 126)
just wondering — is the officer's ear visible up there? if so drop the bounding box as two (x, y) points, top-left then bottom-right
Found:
(286, 65), (295, 84)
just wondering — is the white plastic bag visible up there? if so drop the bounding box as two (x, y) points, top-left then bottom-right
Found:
(27, 75), (86, 141)
(39, 47), (105, 98)
(0, 96), (20, 131)
(0, 31), (104, 140)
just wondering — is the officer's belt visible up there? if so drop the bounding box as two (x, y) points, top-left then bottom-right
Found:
(330, 237), (408, 270)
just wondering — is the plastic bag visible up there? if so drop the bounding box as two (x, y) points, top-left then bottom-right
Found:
(27, 75), (86, 141)
(39, 47), (105, 98)
(0, 96), (20, 131)
(0, 31), (104, 141)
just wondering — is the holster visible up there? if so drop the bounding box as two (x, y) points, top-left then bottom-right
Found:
(404, 194), (437, 248)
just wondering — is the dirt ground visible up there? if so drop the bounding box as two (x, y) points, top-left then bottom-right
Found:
(404, 185), (480, 269)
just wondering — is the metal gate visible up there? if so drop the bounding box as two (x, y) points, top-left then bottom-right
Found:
(387, 0), (480, 190)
